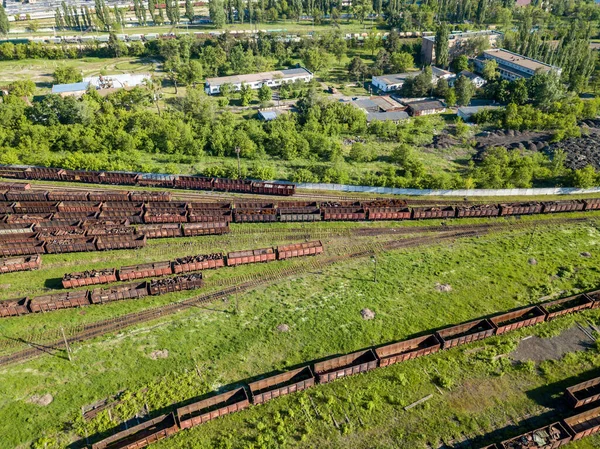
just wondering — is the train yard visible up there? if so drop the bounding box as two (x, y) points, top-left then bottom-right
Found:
(1, 169), (600, 449)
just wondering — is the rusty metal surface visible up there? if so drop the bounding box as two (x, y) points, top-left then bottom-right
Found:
(436, 319), (495, 349)
(564, 406), (600, 440)
(540, 294), (594, 320)
(490, 306), (546, 335)
(566, 377), (600, 409)
(376, 334), (441, 367)
(177, 388), (249, 429)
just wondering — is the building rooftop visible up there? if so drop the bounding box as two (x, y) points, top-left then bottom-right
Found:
(458, 105), (500, 115)
(372, 71), (421, 86)
(483, 49), (558, 73)
(424, 30), (502, 42)
(51, 82), (89, 94)
(432, 67), (455, 78)
(407, 99), (446, 112)
(366, 111), (409, 122)
(459, 70), (483, 80)
(206, 67), (312, 87)
(84, 73), (151, 89)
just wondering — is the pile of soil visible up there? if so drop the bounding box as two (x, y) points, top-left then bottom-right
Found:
(428, 133), (459, 150)
(360, 308), (375, 320)
(149, 349), (169, 360)
(276, 324), (290, 332)
(435, 283), (452, 292)
(28, 394), (53, 406)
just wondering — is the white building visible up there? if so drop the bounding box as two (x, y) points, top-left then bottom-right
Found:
(432, 66), (456, 84)
(84, 73), (152, 90)
(458, 70), (486, 88)
(371, 72), (421, 93)
(205, 67), (313, 95)
(473, 49), (562, 81)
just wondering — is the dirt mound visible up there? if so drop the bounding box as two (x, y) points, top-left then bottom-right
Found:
(435, 283), (452, 292)
(360, 308), (375, 320)
(28, 394), (53, 406)
(276, 324), (290, 332)
(149, 349), (169, 360)
(580, 252), (592, 258)
(428, 134), (459, 150)
(528, 258), (538, 265)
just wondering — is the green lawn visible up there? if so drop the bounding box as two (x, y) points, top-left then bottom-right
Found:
(1, 218), (600, 448)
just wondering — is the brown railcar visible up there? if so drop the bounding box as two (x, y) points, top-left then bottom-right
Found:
(0, 182), (30, 190)
(183, 222), (230, 236)
(456, 204), (500, 217)
(226, 247), (276, 266)
(367, 207), (412, 220)
(174, 175), (214, 190)
(61, 170), (103, 184)
(143, 211), (188, 224)
(172, 253), (225, 273)
(0, 254), (41, 273)
(436, 319), (496, 349)
(234, 208), (278, 223)
(29, 290), (89, 312)
(499, 422), (571, 449)
(0, 240), (46, 256)
(412, 206), (456, 219)
(62, 268), (117, 288)
(13, 201), (58, 214)
(278, 209), (322, 222)
(583, 198), (600, 211)
(187, 201), (232, 210)
(541, 200), (585, 213)
(248, 366), (315, 405)
(6, 213), (52, 223)
(314, 349), (379, 384)
(90, 413), (178, 449)
(136, 224), (183, 239)
(118, 261), (173, 281)
(564, 406), (600, 440)
(214, 178), (252, 193)
(34, 220), (81, 232)
(276, 241), (323, 259)
(0, 297), (30, 317)
(95, 235), (146, 251)
(25, 166), (64, 180)
(86, 226), (135, 237)
(587, 290), (600, 308)
(177, 388), (250, 429)
(499, 202), (543, 216)
(5, 190), (48, 201)
(148, 273), (203, 295)
(251, 181), (295, 196)
(188, 210), (233, 223)
(489, 306), (546, 335)
(129, 191), (172, 202)
(57, 201), (102, 213)
(52, 211), (99, 221)
(90, 282), (149, 304)
(0, 202), (14, 214)
(0, 166), (28, 179)
(45, 237), (97, 254)
(98, 210), (144, 224)
(540, 294), (594, 320)
(47, 191), (89, 201)
(89, 191), (130, 202)
(566, 377), (600, 409)
(100, 172), (140, 186)
(376, 334), (442, 367)
(322, 207), (366, 221)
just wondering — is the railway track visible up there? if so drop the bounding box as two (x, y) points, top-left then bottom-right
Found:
(0, 229), (488, 367)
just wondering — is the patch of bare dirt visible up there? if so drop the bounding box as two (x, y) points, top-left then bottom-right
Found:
(511, 326), (595, 363)
(435, 283), (452, 292)
(27, 393), (53, 406)
(528, 258), (538, 265)
(276, 324), (290, 332)
(149, 349), (169, 360)
(361, 308), (375, 320)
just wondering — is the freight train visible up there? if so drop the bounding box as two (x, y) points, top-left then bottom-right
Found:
(88, 289), (600, 449)
(0, 241), (323, 317)
(61, 241), (323, 288)
(0, 165), (295, 196)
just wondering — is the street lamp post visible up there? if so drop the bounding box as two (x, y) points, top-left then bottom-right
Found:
(372, 255), (377, 283)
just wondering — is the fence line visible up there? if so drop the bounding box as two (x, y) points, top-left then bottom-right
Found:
(296, 183), (600, 197)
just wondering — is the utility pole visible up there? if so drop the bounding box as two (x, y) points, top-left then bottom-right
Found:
(61, 327), (72, 361)
(235, 147), (241, 179)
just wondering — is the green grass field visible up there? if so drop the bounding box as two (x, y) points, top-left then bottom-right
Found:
(1, 216), (600, 448)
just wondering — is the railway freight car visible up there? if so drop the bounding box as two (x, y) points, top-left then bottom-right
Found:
(566, 376), (600, 409)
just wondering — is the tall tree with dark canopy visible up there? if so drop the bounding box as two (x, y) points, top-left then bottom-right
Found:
(435, 22), (450, 68)
(0, 4), (8, 35)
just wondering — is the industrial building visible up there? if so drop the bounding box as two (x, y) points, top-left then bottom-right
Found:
(474, 49), (562, 81)
(421, 30), (503, 66)
(204, 67), (313, 95)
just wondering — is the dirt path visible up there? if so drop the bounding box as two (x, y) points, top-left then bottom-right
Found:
(511, 325), (596, 363)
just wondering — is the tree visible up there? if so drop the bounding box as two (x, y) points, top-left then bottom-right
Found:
(390, 52), (413, 73)
(53, 65), (82, 84)
(445, 88), (457, 107)
(185, 0), (195, 22)
(405, 66), (433, 97)
(8, 80), (35, 97)
(239, 83), (253, 106)
(434, 78), (450, 98)
(508, 78), (528, 105)
(347, 56), (367, 82)
(258, 84), (271, 105)
(452, 55), (469, 73)
(435, 22), (449, 68)
(482, 59), (499, 81)
(573, 165), (598, 188)
(302, 48), (332, 74)
(0, 4), (10, 35)
(454, 75), (475, 106)
(528, 70), (565, 110)
(209, 0), (226, 28)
